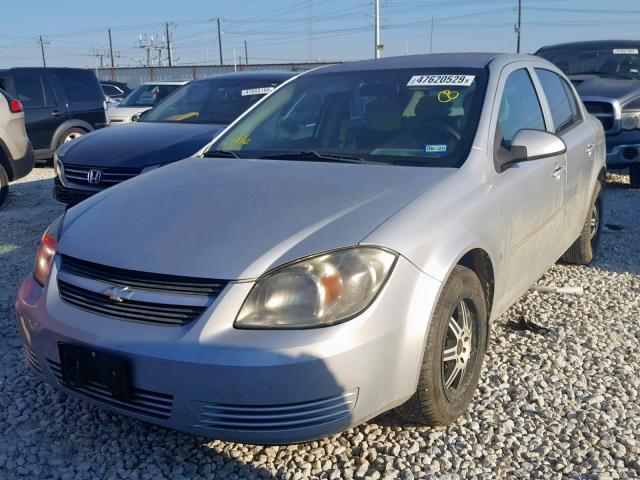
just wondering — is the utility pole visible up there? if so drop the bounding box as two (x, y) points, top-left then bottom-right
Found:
(515, 0), (522, 53)
(429, 17), (434, 53)
(217, 18), (223, 65)
(165, 22), (173, 66)
(374, 0), (381, 59)
(108, 28), (115, 67)
(244, 40), (248, 65)
(37, 35), (49, 67)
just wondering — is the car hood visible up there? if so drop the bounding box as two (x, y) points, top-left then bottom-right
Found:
(58, 122), (225, 169)
(571, 76), (640, 104)
(60, 157), (454, 280)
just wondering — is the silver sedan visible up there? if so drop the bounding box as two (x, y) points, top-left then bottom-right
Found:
(16, 53), (605, 444)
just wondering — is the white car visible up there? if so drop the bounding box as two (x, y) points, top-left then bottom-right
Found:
(106, 81), (188, 125)
(0, 88), (34, 206)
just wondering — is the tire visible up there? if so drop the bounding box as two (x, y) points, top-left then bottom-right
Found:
(395, 265), (487, 426)
(57, 127), (86, 146)
(630, 165), (640, 189)
(561, 181), (603, 265)
(0, 164), (8, 207)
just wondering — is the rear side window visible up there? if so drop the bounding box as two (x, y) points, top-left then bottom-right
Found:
(535, 68), (581, 133)
(497, 69), (546, 144)
(14, 75), (48, 108)
(57, 69), (103, 106)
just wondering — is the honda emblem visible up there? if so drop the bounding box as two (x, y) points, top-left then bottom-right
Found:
(87, 169), (103, 184)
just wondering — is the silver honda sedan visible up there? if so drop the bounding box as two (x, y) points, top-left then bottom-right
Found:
(16, 53), (605, 444)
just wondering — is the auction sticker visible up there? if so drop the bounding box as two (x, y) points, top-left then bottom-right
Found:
(613, 48), (639, 55)
(408, 74), (475, 87)
(241, 87), (275, 96)
(425, 144), (448, 153)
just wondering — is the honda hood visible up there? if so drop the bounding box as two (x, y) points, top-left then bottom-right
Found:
(57, 122), (225, 169)
(60, 157), (454, 280)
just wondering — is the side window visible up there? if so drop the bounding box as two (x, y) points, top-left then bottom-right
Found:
(535, 68), (580, 133)
(497, 69), (546, 144)
(42, 76), (57, 106)
(13, 75), (47, 108)
(57, 70), (102, 105)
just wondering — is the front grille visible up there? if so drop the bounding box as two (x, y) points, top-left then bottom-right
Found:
(584, 101), (615, 132)
(53, 180), (95, 206)
(63, 163), (141, 187)
(47, 359), (173, 419)
(58, 280), (207, 326)
(194, 390), (358, 431)
(60, 255), (227, 296)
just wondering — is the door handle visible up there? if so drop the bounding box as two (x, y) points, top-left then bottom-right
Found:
(51, 110), (63, 117)
(586, 144), (595, 155)
(553, 164), (564, 178)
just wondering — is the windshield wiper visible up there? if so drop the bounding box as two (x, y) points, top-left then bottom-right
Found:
(203, 150), (240, 158)
(572, 71), (635, 80)
(259, 151), (372, 164)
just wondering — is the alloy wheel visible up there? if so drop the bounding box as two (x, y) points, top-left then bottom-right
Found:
(590, 202), (599, 241)
(441, 298), (479, 400)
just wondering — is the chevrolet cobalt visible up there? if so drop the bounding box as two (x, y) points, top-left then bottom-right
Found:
(16, 53), (605, 444)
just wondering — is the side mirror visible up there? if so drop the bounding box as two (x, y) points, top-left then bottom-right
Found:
(497, 129), (566, 172)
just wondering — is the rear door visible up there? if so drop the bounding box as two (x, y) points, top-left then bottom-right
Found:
(492, 65), (567, 300)
(55, 69), (106, 128)
(10, 72), (63, 151)
(533, 67), (594, 243)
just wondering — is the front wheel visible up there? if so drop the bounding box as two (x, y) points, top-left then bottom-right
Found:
(630, 164), (640, 189)
(561, 181), (603, 265)
(0, 164), (8, 207)
(395, 265), (487, 426)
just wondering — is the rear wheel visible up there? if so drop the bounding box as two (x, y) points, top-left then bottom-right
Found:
(396, 265), (487, 426)
(561, 182), (602, 265)
(58, 127), (86, 146)
(0, 164), (8, 207)
(630, 164), (640, 189)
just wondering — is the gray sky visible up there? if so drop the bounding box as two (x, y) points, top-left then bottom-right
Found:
(1, 0), (640, 69)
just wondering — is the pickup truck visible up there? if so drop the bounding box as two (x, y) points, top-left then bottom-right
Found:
(537, 40), (640, 187)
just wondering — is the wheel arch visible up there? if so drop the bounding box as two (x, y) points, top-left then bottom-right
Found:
(0, 139), (13, 180)
(49, 120), (95, 151)
(456, 248), (495, 321)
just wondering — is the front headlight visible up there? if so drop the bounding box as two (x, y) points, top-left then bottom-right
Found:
(235, 247), (397, 329)
(621, 111), (640, 130)
(34, 214), (65, 287)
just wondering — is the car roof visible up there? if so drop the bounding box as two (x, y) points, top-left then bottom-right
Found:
(310, 53), (503, 74)
(191, 70), (297, 83)
(0, 67), (93, 74)
(537, 40), (640, 53)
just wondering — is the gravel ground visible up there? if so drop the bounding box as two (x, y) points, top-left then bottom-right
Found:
(1, 167), (639, 479)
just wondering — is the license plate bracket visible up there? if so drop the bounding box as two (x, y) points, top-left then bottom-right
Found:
(58, 342), (131, 402)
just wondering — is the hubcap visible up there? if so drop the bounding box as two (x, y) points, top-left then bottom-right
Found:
(64, 132), (82, 143)
(590, 202), (599, 240)
(442, 299), (476, 395)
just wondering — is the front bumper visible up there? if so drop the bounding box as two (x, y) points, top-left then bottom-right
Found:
(15, 256), (440, 444)
(53, 177), (97, 206)
(606, 143), (640, 167)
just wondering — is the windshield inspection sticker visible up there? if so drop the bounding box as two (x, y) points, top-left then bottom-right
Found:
(241, 87), (275, 96)
(613, 48), (639, 55)
(408, 74), (475, 87)
(425, 144), (448, 153)
(437, 89), (460, 103)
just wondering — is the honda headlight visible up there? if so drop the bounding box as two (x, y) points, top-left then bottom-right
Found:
(235, 247), (397, 329)
(621, 111), (640, 130)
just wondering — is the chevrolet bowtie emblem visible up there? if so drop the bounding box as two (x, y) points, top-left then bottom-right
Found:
(106, 286), (135, 303)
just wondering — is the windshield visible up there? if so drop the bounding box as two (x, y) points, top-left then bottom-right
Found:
(537, 46), (640, 80)
(142, 79), (285, 125)
(209, 68), (487, 167)
(120, 83), (182, 107)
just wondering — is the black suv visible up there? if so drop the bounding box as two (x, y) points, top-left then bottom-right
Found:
(0, 68), (107, 162)
(537, 40), (640, 187)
